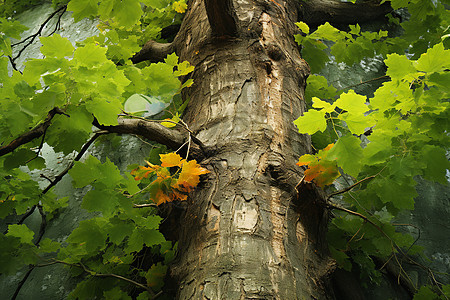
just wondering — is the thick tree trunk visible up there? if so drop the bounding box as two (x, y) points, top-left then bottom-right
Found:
(170, 0), (335, 298)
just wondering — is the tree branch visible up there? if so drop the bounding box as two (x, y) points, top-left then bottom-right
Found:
(10, 5), (67, 71)
(204, 0), (238, 37)
(0, 107), (67, 157)
(131, 40), (175, 64)
(300, 0), (392, 25)
(93, 118), (186, 151)
(41, 132), (103, 194)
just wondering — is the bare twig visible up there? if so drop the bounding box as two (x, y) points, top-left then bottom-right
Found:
(42, 132), (103, 194)
(339, 75), (389, 91)
(326, 175), (377, 201)
(133, 203), (158, 208)
(10, 5), (67, 66)
(0, 107), (68, 157)
(11, 266), (34, 300)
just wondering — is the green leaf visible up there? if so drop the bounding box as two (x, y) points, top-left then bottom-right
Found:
(40, 34), (75, 59)
(126, 229), (144, 253)
(305, 75), (337, 103)
(82, 188), (118, 217)
(145, 263), (167, 290)
(103, 286), (132, 300)
(67, 219), (107, 253)
(6, 224), (35, 244)
(385, 53), (416, 80)
(111, 0), (143, 27)
(164, 52), (178, 67)
(420, 145), (450, 185)
(413, 286), (439, 300)
(108, 221), (135, 245)
(327, 134), (363, 177)
(14, 80), (35, 99)
(335, 90), (368, 115)
(312, 97), (336, 113)
(329, 247), (352, 271)
(86, 98), (122, 125)
(295, 22), (309, 34)
(3, 149), (35, 170)
(415, 43), (450, 74)
(67, 0), (99, 22)
(173, 60), (195, 76)
(39, 238), (61, 253)
(310, 22), (342, 42)
(294, 109), (327, 134)
(69, 156), (102, 188)
(300, 40), (329, 73)
(374, 177), (417, 210)
(73, 44), (108, 67)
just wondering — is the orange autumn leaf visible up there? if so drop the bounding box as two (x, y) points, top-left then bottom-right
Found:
(172, 190), (188, 201)
(176, 160), (209, 191)
(155, 189), (172, 206)
(303, 161), (339, 187)
(160, 153), (184, 167)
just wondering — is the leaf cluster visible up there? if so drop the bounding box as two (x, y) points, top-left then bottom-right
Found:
(0, 0), (191, 298)
(295, 0), (449, 294)
(130, 152), (209, 206)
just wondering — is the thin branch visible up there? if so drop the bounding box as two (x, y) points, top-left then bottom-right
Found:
(326, 175), (377, 201)
(134, 203), (158, 208)
(35, 205), (47, 246)
(0, 107), (68, 157)
(11, 266), (34, 300)
(339, 75), (389, 91)
(3, 205), (37, 235)
(42, 132), (103, 194)
(204, 0), (238, 37)
(11, 5), (67, 64)
(35, 259), (156, 298)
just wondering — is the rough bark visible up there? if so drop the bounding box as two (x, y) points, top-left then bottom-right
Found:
(168, 0), (335, 298)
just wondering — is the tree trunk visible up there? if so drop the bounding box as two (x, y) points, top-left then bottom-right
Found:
(166, 1), (335, 299)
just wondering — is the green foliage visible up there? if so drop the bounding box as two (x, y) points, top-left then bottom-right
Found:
(295, 0), (449, 295)
(0, 0), (188, 297)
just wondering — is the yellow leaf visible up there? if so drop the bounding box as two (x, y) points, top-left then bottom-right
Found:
(173, 1), (187, 13)
(161, 118), (176, 128)
(176, 160), (209, 191)
(160, 153), (184, 167)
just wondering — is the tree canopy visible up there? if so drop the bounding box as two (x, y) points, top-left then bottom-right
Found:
(0, 0), (449, 299)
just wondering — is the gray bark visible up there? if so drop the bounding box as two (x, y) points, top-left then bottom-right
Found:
(168, 0), (335, 298)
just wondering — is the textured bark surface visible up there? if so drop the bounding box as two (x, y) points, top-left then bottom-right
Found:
(168, 0), (335, 299)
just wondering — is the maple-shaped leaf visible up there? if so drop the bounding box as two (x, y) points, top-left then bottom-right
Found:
(297, 154), (317, 167)
(176, 160), (209, 191)
(155, 190), (172, 206)
(131, 160), (160, 180)
(160, 153), (184, 167)
(297, 144), (339, 187)
(306, 161), (340, 187)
